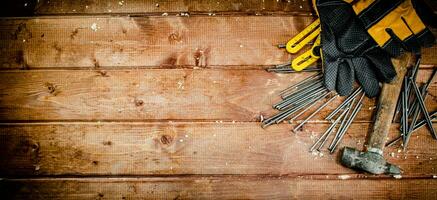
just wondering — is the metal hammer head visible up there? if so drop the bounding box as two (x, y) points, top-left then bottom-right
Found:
(340, 147), (401, 175)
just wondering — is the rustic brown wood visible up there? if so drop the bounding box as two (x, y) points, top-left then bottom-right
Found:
(0, 69), (435, 122)
(0, 16), (312, 69)
(0, 0), (313, 17)
(368, 54), (410, 150)
(2, 177), (436, 199)
(0, 122), (435, 176)
(1, 16), (436, 69)
(34, 0), (313, 15)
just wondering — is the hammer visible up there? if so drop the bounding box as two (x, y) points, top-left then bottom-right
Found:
(340, 53), (412, 175)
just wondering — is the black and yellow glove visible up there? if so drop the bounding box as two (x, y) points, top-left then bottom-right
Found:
(315, 0), (397, 97)
(345, 0), (436, 56)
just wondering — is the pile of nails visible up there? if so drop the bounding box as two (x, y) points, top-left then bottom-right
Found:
(388, 57), (437, 149)
(261, 72), (366, 153)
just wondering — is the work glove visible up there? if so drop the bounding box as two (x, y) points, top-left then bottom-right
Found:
(345, 0), (436, 57)
(314, 0), (397, 97)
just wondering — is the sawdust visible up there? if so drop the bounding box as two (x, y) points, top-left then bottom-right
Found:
(393, 175), (402, 179)
(91, 23), (99, 32)
(338, 175), (351, 180)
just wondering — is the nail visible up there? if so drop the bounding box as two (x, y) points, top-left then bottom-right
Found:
(326, 87), (362, 121)
(329, 93), (365, 153)
(410, 79), (436, 139)
(281, 79), (323, 100)
(279, 73), (321, 95)
(292, 94), (338, 132)
(401, 78), (409, 143)
(309, 106), (350, 152)
(289, 93), (332, 121)
(329, 99), (356, 150)
(275, 92), (328, 123)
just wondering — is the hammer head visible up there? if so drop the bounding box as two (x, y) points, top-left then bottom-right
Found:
(341, 147), (401, 175)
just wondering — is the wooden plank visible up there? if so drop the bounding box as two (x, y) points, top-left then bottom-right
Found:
(34, 0), (313, 15)
(0, 122), (435, 176)
(0, 16), (311, 69)
(2, 177), (436, 199)
(1, 16), (436, 69)
(0, 69), (436, 121)
(0, 0), (313, 17)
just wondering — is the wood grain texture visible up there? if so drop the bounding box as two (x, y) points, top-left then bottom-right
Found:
(0, 69), (435, 122)
(0, 0), (313, 16)
(0, 16), (436, 69)
(0, 122), (435, 176)
(1, 177), (436, 199)
(0, 16), (312, 69)
(34, 0), (313, 15)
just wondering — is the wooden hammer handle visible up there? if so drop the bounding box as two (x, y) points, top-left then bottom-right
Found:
(367, 53), (411, 151)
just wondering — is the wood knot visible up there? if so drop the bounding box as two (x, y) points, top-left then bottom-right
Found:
(160, 135), (173, 145)
(44, 82), (59, 95)
(168, 32), (182, 43)
(96, 70), (108, 77)
(193, 48), (210, 67)
(102, 141), (112, 146)
(70, 28), (79, 39)
(134, 99), (144, 106)
(93, 58), (100, 68)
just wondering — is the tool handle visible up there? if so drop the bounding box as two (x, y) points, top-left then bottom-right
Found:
(366, 53), (411, 151)
(286, 19), (320, 54)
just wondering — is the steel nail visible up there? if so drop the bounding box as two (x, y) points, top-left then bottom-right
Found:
(401, 78), (409, 143)
(413, 111), (437, 131)
(277, 84), (325, 109)
(326, 87), (362, 121)
(317, 99), (353, 151)
(330, 98), (356, 147)
(281, 79), (323, 100)
(292, 94), (338, 132)
(328, 93), (365, 153)
(309, 106), (350, 152)
(388, 111), (437, 147)
(289, 93), (332, 121)
(280, 87), (327, 110)
(385, 136), (402, 148)
(275, 92), (328, 123)
(410, 79), (437, 139)
(404, 86), (427, 149)
(279, 73), (322, 95)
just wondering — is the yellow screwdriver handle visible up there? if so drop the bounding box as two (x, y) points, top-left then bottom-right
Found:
(291, 36), (321, 71)
(286, 19), (320, 54)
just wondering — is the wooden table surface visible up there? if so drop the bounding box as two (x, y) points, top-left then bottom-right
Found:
(0, 0), (436, 199)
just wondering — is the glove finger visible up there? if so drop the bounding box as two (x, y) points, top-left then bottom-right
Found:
(382, 28), (406, 57)
(412, 0), (437, 28)
(364, 47), (397, 83)
(415, 28), (436, 48)
(323, 59), (339, 92)
(350, 58), (380, 97)
(336, 60), (354, 96)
